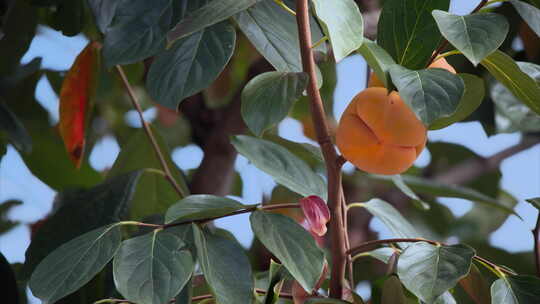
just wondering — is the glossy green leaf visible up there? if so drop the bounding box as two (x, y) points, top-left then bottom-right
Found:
(233, 0), (326, 72)
(382, 276), (407, 304)
(231, 135), (327, 199)
(363, 198), (424, 244)
(432, 10), (508, 66)
(391, 175), (430, 210)
(87, 0), (119, 33)
(511, 0), (540, 38)
(491, 275), (540, 303)
(241, 71), (308, 136)
(389, 65), (465, 125)
(108, 128), (189, 220)
(311, 0), (363, 62)
(357, 39), (396, 89)
(250, 211), (325, 292)
(113, 230), (194, 304)
(192, 224), (254, 304)
(430, 73), (485, 130)
(167, 0), (258, 44)
(103, 0), (173, 67)
(481, 50), (540, 115)
(492, 62), (540, 133)
(165, 195), (246, 224)
(147, 21), (236, 109)
(368, 174), (518, 216)
(0, 100), (31, 153)
(22, 171), (142, 280)
(29, 224), (122, 304)
(377, 0), (450, 69)
(397, 242), (475, 303)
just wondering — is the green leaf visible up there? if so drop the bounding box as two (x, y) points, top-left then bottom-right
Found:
(526, 197), (540, 210)
(459, 264), (491, 304)
(241, 71), (308, 136)
(491, 275), (540, 303)
(511, 0), (540, 38)
(382, 276), (407, 304)
(167, 0), (258, 44)
(430, 73), (485, 130)
(368, 174), (519, 216)
(304, 299), (352, 303)
(434, 292), (457, 304)
(262, 260), (288, 304)
(147, 21), (236, 109)
(391, 175), (430, 210)
(250, 211), (325, 292)
(432, 10), (509, 66)
(29, 224), (122, 304)
(311, 0), (363, 62)
(108, 128), (189, 220)
(397, 242), (475, 303)
(192, 224), (254, 304)
(231, 135), (327, 199)
(357, 39), (396, 89)
(363, 198), (424, 243)
(0, 200), (21, 235)
(233, 0), (326, 72)
(0, 252), (19, 304)
(22, 171), (142, 280)
(491, 62), (540, 133)
(113, 230), (194, 304)
(103, 0), (173, 67)
(175, 277), (193, 304)
(480, 50), (540, 115)
(88, 0), (120, 33)
(0, 100), (31, 153)
(389, 64), (465, 125)
(377, 0), (450, 69)
(165, 195), (246, 224)
(360, 247), (397, 264)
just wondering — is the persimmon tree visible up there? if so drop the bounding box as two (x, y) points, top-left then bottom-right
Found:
(2, 0), (540, 303)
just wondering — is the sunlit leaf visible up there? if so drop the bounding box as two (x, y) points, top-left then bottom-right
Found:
(165, 195), (246, 224)
(241, 71), (308, 136)
(59, 41), (99, 168)
(357, 39), (396, 89)
(377, 0), (450, 69)
(397, 242), (475, 303)
(432, 10), (508, 66)
(29, 224), (122, 304)
(250, 211), (325, 292)
(311, 0), (363, 62)
(389, 64), (465, 125)
(113, 230), (194, 304)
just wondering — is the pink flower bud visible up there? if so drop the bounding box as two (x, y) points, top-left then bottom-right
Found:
(300, 196), (330, 237)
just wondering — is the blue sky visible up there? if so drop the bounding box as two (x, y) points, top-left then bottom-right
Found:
(0, 0), (539, 301)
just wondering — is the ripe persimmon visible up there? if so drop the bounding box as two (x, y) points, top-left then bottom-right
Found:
(368, 57), (456, 88)
(336, 87), (427, 175)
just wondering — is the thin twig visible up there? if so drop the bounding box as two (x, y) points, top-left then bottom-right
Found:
(295, 0), (347, 298)
(348, 238), (516, 276)
(341, 193), (355, 290)
(427, 0), (489, 66)
(115, 65), (187, 198)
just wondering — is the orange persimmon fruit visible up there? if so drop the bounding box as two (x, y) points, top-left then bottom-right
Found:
(336, 87), (427, 175)
(367, 57), (456, 88)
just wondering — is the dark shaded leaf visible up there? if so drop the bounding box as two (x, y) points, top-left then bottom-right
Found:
(382, 275), (407, 304)
(250, 211), (325, 292)
(113, 230), (194, 304)
(377, 0), (450, 69)
(231, 135), (327, 199)
(0, 200), (22, 234)
(432, 10), (508, 66)
(0, 100), (31, 153)
(241, 71), (308, 136)
(511, 0), (540, 38)
(459, 264), (491, 304)
(165, 195), (246, 224)
(29, 224), (122, 304)
(491, 275), (540, 303)
(526, 197), (540, 210)
(397, 242), (475, 303)
(147, 21), (236, 109)
(0, 252), (19, 304)
(88, 0), (120, 33)
(389, 65), (465, 125)
(193, 224), (254, 304)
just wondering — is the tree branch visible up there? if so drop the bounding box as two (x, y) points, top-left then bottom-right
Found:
(295, 0), (346, 298)
(434, 136), (540, 185)
(115, 65), (187, 198)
